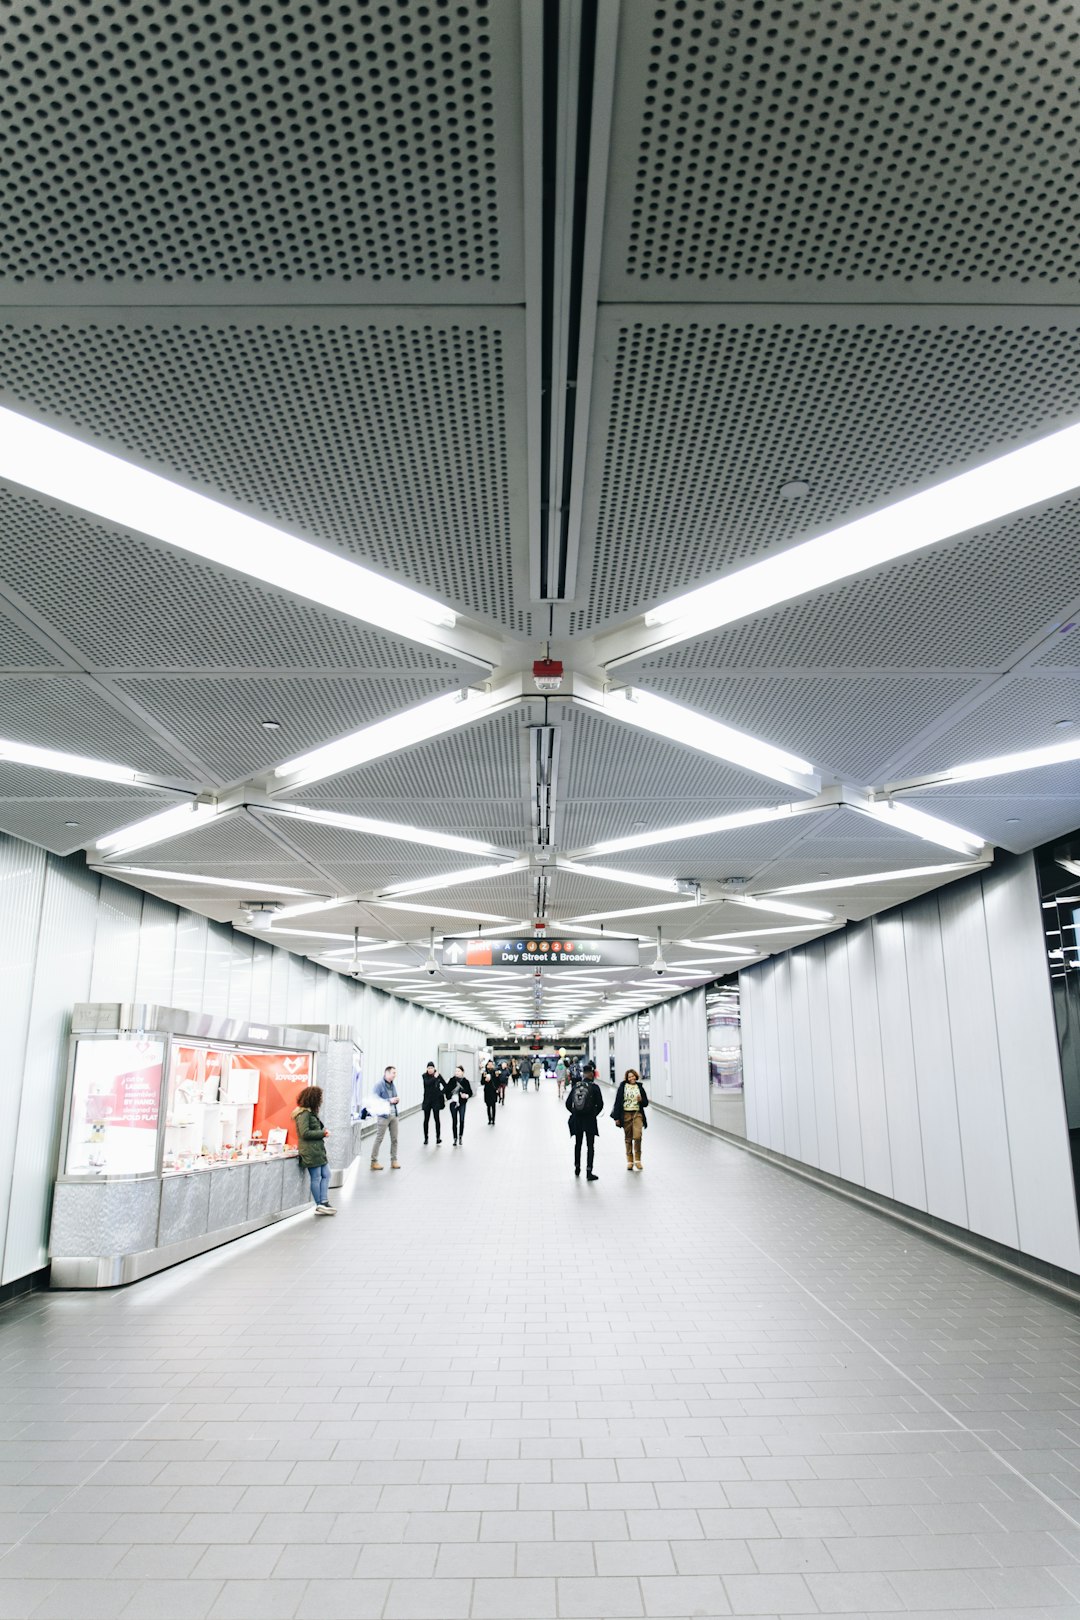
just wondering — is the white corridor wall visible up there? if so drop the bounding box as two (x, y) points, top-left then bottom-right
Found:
(740, 853), (1080, 1275)
(0, 831), (487, 1288)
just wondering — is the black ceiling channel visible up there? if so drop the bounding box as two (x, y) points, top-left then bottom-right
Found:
(540, 0), (599, 602)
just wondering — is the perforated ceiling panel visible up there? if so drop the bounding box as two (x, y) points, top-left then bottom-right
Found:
(0, 1), (524, 302)
(585, 818), (828, 884)
(104, 809), (325, 890)
(0, 310), (530, 630)
(0, 790), (177, 857)
(626, 495), (1080, 678)
(249, 811), (495, 894)
(897, 769), (1080, 855)
(573, 313), (1080, 632)
(0, 675), (194, 778)
(0, 607), (66, 669)
(283, 708), (526, 805)
(631, 673), (984, 787)
(562, 709), (804, 805)
(281, 797), (529, 848)
(0, 487), (473, 675)
(895, 677), (1080, 780)
(113, 674), (467, 783)
(602, 2), (1080, 301)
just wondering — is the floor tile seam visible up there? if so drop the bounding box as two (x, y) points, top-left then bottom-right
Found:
(723, 1214), (1080, 1544)
(0, 1397), (175, 1575)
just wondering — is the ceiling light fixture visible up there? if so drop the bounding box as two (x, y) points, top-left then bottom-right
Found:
(556, 859), (684, 897)
(0, 406), (476, 651)
(98, 865), (319, 896)
(376, 856), (530, 901)
(728, 895), (834, 923)
(883, 736), (1080, 794)
(862, 799), (986, 856)
(592, 685), (818, 793)
(261, 804), (515, 860)
(369, 901), (518, 925)
(570, 803), (804, 859)
(763, 861), (981, 895)
(637, 418), (1080, 649)
(94, 801), (219, 859)
(0, 736), (148, 787)
(564, 900), (701, 925)
(266, 896), (352, 925)
(271, 680), (522, 792)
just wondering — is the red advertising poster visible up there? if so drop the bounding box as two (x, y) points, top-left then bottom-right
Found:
(231, 1050), (312, 1145)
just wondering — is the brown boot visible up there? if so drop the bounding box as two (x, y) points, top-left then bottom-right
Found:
(370, 1161), (383, 1171)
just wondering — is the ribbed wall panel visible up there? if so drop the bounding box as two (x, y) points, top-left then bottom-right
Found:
(0, 838), (46, 1273)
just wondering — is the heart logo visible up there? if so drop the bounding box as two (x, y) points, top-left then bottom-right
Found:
(284, 1056), (304, 1074)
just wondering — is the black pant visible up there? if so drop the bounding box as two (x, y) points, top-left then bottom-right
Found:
(423, 1101), (442, 1142)
(449, 1100), (467, 1141)
(486, 1098), (497, 1124)
(572, 1130), (594, 1173)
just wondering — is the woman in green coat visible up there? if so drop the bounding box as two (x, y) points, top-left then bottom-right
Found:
(292, 1086), (334, 1215)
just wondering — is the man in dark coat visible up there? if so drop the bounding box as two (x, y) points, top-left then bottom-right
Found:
(565, 1072), (604, 1180)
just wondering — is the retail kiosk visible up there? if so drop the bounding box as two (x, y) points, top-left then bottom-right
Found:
(49, 1004), (359, 1288)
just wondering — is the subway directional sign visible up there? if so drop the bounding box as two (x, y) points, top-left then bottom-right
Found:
(440, 935), (639, 968)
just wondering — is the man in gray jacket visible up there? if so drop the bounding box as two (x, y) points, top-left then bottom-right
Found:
(370, 1065), (401, 1171)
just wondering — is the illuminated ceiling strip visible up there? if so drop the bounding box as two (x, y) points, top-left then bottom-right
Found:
(259, 803), (517, 860)
(575, 680), (818, 794)
(267, 896), (353, 924)
(555, 858), (684, 896)
(99, 865), (320, 896)
(271, 679), (523, 792)
(634, 418), (1080, 649)
(94, 801), (219, 859)
(0, 407), (501, 663)
(563, 900), (701, 924)
(674, 939), (762, 956)
(0, 736), (159, 788)
(860, 799), (986, 856)
(728, 895), (834, 923)
(882, 735), (1080, 794)
(704, 925), (837, 941)
(569, 803), (806, 859)
(369, 901), (520, 925)
(763, 861), (980, 895)
(375, 856), (531, 901)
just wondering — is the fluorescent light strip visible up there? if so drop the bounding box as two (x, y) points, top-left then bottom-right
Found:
(370, 902), (518, 925)
(763, 861), (977, 895)
(729, 895), (834, 923)
(899, 736), (1080, 789)
(377, 857), (529, 901)
(572, 804), (795, 859)
(101, 866), (319, 896)
(268, 896), (352, 924)
(563, 901), (701, 925)
(263, 804), (515, 860)
(863, 800), (986, 856)
(644, 419), (1080, 643)
(95, 801), (219, 858)
(556, 859), (683, 896)
(603, 688), (818, 792)
(0, 406), (463, 644)
(272, 681), (520, 792)
(704, 925), (833, 941)
(0, 737), (148, 786)
(673, 939), (760, 956)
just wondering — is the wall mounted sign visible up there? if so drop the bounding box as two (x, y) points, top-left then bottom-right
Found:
(441, 936), (639, 968)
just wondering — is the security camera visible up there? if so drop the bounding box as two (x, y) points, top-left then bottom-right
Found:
(425, 959), (438, 976)
(653, 925), (666, 975)
(653, 957), (667, 976)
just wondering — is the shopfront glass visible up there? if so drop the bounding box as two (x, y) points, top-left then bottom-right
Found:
(65, 1037), (166, 1177)
(163, 1043), (311, 1174)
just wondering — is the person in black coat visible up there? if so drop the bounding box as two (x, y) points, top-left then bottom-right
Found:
(611, 1068), (649, 1172)
(445, 1066), (473, 1145)
(481, 1063), (499, 1125)
(421, 1062), (447, 1144)
(565, 1073), (604, 1180)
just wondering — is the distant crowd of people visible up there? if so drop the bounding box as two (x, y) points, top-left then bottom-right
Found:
(292, 1053), (650, 1213)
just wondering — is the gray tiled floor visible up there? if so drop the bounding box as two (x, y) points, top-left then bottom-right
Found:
(2, 1085), (1080, 1618)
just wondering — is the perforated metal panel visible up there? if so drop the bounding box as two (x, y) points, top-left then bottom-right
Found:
(573, 314), (1080, 633)
(0, 310), (530, 630)
(0, 1), (524, 302)
(0, 675), (194, 778)
(0, 607), (65, 670)
(603, 2), (1080, 301)
(899, 767), (1080, 856)
(284, 797), (529, 847)
(585, 818), (829, 884)
(897, 677), (1080, 778)
(113, 673), (467, 783)
(105, 809), (325, 890)
(626, 495), (1080, 677)
(632, 673), (984, 787)
(250, 811), (496, 894)
(0, 793), (177, 857)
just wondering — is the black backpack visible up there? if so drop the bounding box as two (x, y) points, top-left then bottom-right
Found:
(570, 1080), (592, 1115)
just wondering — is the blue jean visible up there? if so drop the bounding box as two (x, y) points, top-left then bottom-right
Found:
(307, 1163), (330, 1206)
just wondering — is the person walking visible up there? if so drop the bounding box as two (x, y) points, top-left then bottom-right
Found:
(292, 1085), (334, 1212)
(555, 1055), (567, 1099)
(369, 1065), (401, 1170)
(531, 1057), (542, 1091)
(496, 1059), (508, 1106)
(566, 1069), (604, 1180)
(482, 1063), (499, 1125)
(446, 1065), (473, 1145)
(612, 1067), (650, 1172)
(421, 1061), (447, 1145)
(510, 1059), (520, 1087)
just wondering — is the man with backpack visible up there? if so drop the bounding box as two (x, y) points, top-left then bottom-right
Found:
(565, 1070), (604, 1181)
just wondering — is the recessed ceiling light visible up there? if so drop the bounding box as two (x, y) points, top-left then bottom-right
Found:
(261, 720), (282, 731)
(1056, 720), (1075, 729)
(64, 820), (80, 828)
(779, 480), (810, 499)
(1005, 817), (1021, 824)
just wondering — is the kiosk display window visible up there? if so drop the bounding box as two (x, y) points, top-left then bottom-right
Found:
(162, 1044), (311, 1175)
(66, 1038), (165, 1177)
